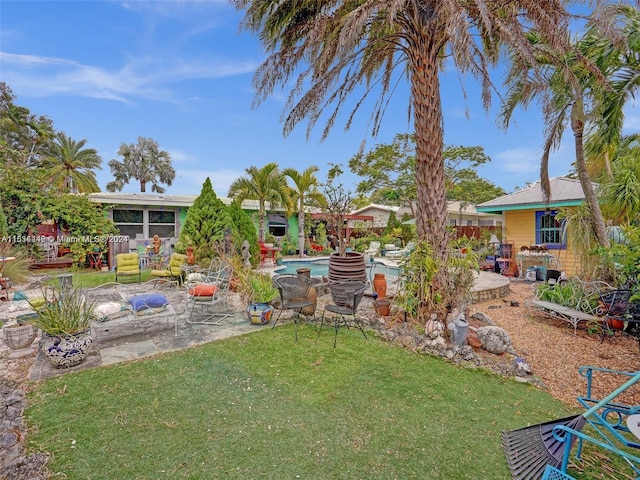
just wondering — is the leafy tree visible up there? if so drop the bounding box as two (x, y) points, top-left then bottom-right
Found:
(383, 211), (401, 237)
(0, 83), (55, 167)
(228, 162), (291, 243)
(321, 164), (352, 256)
(598, 140), (640, 225)
(283, 166), (325, 257)
(227, 200), (259, 267)
(107, 137), (175, 193)
(233, 0), (577, 311)
(42, 194), (118, 265)
(181, 177), (232, 261)
(42, 132), (101, 193)
(350, 134), (504, 209)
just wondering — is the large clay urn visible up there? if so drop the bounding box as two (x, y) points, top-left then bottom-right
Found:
(373, 273), (387, 299)
(328, 252), (367, 284)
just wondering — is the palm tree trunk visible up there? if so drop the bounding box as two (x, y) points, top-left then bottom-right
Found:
(258, 202), (266, 243)
(140, 179), (146, 193)
(572, 102), (609, 247)
(410, 35), (449, 263)
(298, 199), (305, 257)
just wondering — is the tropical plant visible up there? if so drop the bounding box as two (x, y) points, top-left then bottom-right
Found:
(227, 200), (260, 267)
(42, 132), (101, 193)
(106, 136), (175, 193)
(283, 166), (325, 258)
(228, 162), (291, 243)
(28, 285), (95, 336)
(233, 0), (578, 319)
(0, 242), (31, 285)
(239, 270), (278, 305)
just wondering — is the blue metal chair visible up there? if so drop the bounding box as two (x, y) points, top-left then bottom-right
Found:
(541, 465), (575, 480)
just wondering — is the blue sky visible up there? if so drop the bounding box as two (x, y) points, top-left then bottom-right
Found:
(2, 1), (631, 198)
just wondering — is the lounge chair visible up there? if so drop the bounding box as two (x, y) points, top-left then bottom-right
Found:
(386, 242), (415, 260)
(115, 253), (141, 284)
(150, 253), (187, 283)
(364, 241), (381, 257)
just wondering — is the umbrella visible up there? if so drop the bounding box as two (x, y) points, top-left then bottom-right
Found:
(502, 370), (640, 480)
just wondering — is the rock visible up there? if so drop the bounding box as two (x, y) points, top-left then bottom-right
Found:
(470, 311), (495, 326)
(476, 326), (512, 354)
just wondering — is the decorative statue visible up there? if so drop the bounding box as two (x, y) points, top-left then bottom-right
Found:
(241, 240), (251, 268)
(152, 235), (161, 254)
(186, 246), (195, 265)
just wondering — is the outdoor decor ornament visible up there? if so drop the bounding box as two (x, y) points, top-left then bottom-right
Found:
(186, 246), (195, 265)
(152, 235), (161, 254)
(241, 240), (251, 268)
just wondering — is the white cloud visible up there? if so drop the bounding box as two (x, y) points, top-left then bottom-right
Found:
(0, 52), (258, 103)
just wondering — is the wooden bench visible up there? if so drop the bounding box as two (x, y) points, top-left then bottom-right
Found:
(529, 277), (613, 334)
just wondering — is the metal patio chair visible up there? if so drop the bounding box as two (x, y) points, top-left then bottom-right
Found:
(184, 265), (233, 325)
(272, 274), (316, 340)
(319, 279), (368, 347)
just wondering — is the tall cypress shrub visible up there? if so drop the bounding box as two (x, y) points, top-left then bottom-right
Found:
(181, 178), (232, 260)
(228, 201), (259, 267)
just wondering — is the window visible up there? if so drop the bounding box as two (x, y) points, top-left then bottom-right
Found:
(535, 210), (564, 249)
(113, 209), (143, 239)
(149, 210), (175, 238)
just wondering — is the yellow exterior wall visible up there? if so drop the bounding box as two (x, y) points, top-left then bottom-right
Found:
(504, 209), (580, 276)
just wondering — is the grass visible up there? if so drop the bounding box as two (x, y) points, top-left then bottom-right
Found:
(25, 325), (581, 480)
(35, 268), (154, 288)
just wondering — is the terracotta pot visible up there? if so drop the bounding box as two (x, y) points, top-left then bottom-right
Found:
(328, 252), (367, 284)
(374, 298), (391, 316)
(607, 318), (625, 330)
(373, 273), (387, 299)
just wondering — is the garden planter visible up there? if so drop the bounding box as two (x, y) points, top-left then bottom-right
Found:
(40, 328), (94, 368)
(3, 323), (37, 352)
(373, 273), (387, 299)
(247, 303), (274, 325)
(374, 298), (391, 316)
(328, 252), (367, 284)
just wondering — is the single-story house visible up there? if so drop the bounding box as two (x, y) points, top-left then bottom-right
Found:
(352, 202), (502, 230)
(87, 192), (297, 258)
(476, 177), (594, 276)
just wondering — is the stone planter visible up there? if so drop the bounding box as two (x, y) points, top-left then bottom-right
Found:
(3, 323), (37, 352)
(40, 328), (93, 368)
(328, 252), (367, 284)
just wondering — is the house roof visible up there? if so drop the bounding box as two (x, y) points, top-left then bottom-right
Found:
(351, 204), (401, 216)
(476, 177), (594, 213)
(88, 192), (275, 211)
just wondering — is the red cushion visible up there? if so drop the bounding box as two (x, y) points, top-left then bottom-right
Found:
(188, 284), (218, 297)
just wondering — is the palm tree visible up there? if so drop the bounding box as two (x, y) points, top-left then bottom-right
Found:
(106, 137), (175, 193)
(501, 30), (610, 247)
(43, 132), (101, 193)
(584, 4), (640, 187)
(228, 162), (291, 243)
(283, 166), (325, 257)
(232, 0), (577, 299)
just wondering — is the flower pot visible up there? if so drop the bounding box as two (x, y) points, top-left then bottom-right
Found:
(3, 323), (37, 351)
(40, 328), (93, 369)
(373, 273), (387, 299)
(374, 298), (391, 316)
(247, 303), (274, 325)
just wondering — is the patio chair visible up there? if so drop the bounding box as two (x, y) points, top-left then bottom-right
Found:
(272, 274), (316, 340)
(319, 279), (368, 347)
(185, 265), (233, 325)
(599, 289), (640, 349)
(364, 241), (381, 257)
(115, 253), (141, 284)
(386, 241), (415, 260)
(150, 253), (187, 283)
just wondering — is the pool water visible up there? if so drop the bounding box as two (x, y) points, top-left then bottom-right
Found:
(275, 258), (399, 280)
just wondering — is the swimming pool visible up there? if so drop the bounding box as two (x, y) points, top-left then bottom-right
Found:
(275, 258), (400, 280)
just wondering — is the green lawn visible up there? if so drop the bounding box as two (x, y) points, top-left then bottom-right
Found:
(26, 325), (581, 480)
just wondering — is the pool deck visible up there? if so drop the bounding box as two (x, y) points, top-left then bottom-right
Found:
(2, 258), (511, 382)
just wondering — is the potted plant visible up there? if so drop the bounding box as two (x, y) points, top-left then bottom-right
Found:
(28, 284), (95, 368)
(240, 271), (278, 325)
